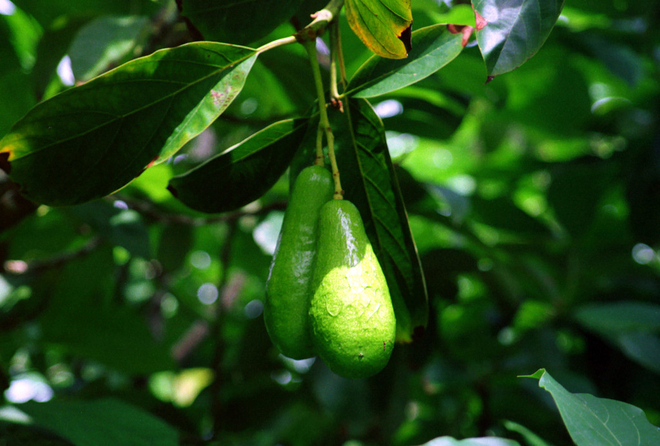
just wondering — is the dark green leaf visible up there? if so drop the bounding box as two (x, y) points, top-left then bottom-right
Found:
(168, 118), (309, 214)
(32, 16), (90, 99)
(574, 302), (660, 374)
(473, 0), (565, 77)
(9, 0), (158, 28)
(179, 0), (304, 45)
(528, 368), (660, 446)
(0, 42), (257, 206)
(345, 0), (413, 59)
(346, 24), (465, 98)
(574, 301), (660, 334)
(19, 398), (178, 446)
(0, 16), (35, 136)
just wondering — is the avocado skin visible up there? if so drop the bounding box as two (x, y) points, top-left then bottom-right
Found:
(309, 199), (396, 378)
(264, 165), (334, 359)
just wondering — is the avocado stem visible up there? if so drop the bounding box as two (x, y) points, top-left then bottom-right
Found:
(304, 39), (344, 199)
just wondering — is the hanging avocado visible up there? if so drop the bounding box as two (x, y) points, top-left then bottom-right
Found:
(309, 199), (396, 378)
(264, 165), (334, 359)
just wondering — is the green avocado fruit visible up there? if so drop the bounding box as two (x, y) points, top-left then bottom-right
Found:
(309, 199), (396, 378)
(264, 165), (334, 359)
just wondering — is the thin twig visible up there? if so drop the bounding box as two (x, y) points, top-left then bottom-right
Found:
(3, 236), (103, 276)
(107, 194), (286, 226)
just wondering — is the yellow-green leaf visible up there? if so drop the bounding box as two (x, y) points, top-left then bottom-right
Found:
(345, 0), (413, 59)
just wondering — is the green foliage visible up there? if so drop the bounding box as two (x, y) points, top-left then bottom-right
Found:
(0, 0), (659, 445)
(530, 369), (660, 446)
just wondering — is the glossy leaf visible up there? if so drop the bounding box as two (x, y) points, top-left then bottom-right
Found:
(528, 369), (660, 446)
(19, 398), (178, 446)
(473, 0), (565, 78)
(293, 99), (428, 342)
(0, 42), (257, 206)
(168, 118), (309, 213)
(178, 0), (304, 45)
(346, 24), (465, 98)
(345, 0), (413, 59)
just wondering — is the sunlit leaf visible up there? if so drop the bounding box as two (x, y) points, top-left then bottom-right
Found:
(345, 0), (413, 59)
(178, 0), (304, 44)
(527, 368), (660, 446)
(0, 42), (257, 206)
(168, 118), (309, 213)
(346, 24), (465, 98)
(68, 15), (150, 81)
(20, 398), (178, 446)
(473, 0), (565, 78)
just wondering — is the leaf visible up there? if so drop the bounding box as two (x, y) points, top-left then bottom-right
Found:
(178, 0), (304, 45)
(168, 118), (309, 214)
(346, 24), (465, 98)
(0, 42), (257, 206)
(19, 398), (179, 446)
(294, 99), (428, 342)
(574, 302), (660, 374)
(473, 0), (565, 78)
(503, 420), (555, 446)
(418, 436), (520, 446)
(574, 301), (660, 334)
(527, 368), (660, 446)
(345, 0), (413, 59)
(68, 15), (150, 82)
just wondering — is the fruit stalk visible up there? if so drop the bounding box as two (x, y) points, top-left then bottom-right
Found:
(303, 39), (343, 199)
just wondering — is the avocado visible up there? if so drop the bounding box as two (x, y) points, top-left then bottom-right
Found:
(309, 199), (396, 378)
(264, 165), (334, 359)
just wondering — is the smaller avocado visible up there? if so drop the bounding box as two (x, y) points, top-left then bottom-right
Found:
(309, 199), (396, 378)
(264, 165), (334, 359)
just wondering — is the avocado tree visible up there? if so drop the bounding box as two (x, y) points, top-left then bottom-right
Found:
(1, 0), (659, 444)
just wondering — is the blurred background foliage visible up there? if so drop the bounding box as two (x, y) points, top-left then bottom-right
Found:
(1, 0), (660, 444)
